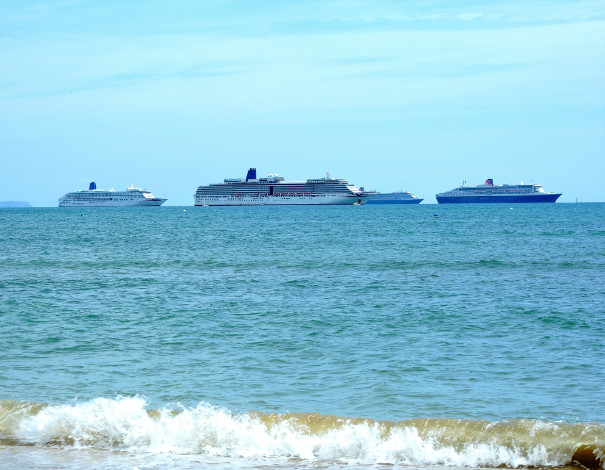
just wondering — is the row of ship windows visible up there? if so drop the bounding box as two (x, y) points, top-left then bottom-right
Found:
(455, 190), (534, 194)
(196, 194), (328, 198)
(203, 185), (350, 190)
(195, 193), (349, 197)
(458, 188), (534, 192)
(197, 189), (352, 194)
(64, 197), (137, 200)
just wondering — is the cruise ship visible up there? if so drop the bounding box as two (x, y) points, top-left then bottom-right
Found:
(365, 191), (423, 204)
(59, 182), (167, 207)
(436, 179), (562, 204)
(194, 168), (372, 206)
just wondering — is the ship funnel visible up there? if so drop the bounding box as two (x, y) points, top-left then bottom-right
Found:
(246, 168), (257, 181)
(485, 179), (493, 186)
(89, 182), (97, 190)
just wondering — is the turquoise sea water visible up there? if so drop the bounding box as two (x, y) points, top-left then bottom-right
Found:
(0, 204), (604, 469)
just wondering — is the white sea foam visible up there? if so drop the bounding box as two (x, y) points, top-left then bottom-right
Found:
(9, 396), (592, 468)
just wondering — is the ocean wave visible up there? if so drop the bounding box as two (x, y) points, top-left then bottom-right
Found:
(0, 397), (603, 468)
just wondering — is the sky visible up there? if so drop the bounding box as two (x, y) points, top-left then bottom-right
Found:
(1, 0), (604, 206)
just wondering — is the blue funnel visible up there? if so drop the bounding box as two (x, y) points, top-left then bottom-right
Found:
(246, 168), (257, 181)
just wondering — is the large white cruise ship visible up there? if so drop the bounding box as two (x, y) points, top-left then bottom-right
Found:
(194, 168), (372, 206)
(59, 182), (167, 207)
(365, 190), (423, 204)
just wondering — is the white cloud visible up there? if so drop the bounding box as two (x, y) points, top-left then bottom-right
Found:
(455, 13), (484, 21)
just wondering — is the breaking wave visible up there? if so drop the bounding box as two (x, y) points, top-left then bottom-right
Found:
(0, 397), (603, 468)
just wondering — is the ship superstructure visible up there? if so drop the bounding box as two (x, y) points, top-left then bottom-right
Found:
(436, 179), (561, 204)
(194, 168), (371, 206)
(59, 182), (167, 207)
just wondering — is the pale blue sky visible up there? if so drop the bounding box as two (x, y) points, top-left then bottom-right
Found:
(1, 0), (604, 205)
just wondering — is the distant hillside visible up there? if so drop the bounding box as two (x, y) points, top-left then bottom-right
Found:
(0, 201), (32, 208)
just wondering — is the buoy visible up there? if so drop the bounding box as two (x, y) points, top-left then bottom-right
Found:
(433, 213), (439, 218)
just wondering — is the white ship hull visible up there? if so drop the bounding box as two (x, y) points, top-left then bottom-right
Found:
(59, 183), (167, 207)
(59, 199), (166, 207)
(194, 168), (370, 206)
(195, 194), (369, 206)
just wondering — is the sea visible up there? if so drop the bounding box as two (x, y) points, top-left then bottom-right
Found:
(0, 203), (603, 470)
